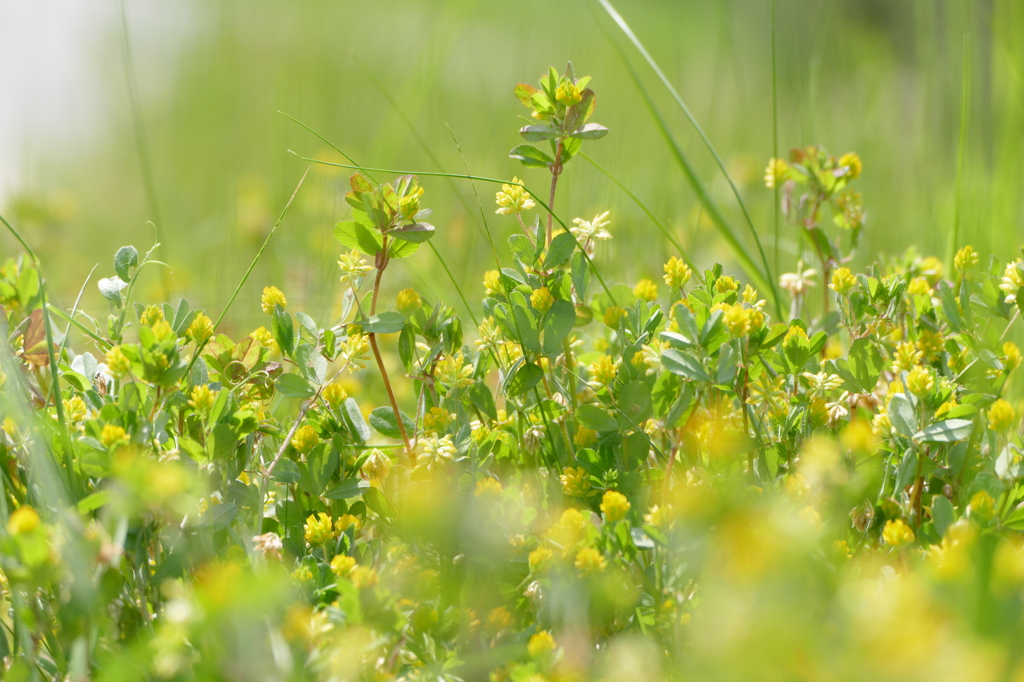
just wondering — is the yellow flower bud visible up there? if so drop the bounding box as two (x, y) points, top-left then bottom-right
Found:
(187, 312), (215, 345)
(396, 288), (423, 317)
(100, 424), (129, 449)
(988, 399), (1016, 433)
(839, 152), (862, 179)
(291, 424), (320, 455)
(531, 287), (554, 314)
(188, 384), (217, 413)
(663, 256), (692, 289)
(633, 278), (658, 302)
(106, 345), (132, 378)
(764, 158), (789, 188)
(882, 518), (915, 547)
(7, 506), (41, 535)
(829, 267), (857, 296)
(261, 286), (287, 314)
(905, 365), (934, 397)
(574, 546), (606, 574)
(603, 306), (626, 328)
(599, 490), (630, 522)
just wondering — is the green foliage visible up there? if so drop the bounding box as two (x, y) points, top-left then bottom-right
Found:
(4, 66), (1024, 682)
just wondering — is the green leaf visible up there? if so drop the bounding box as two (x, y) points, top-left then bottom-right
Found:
(77, 491), (111, 514)
(369, 406), (416, 439)
(334, 220), (383, 256)
(914, 419), (974, 443)
(342, 397), (372, 444)
(272, 306), (295, 356)
(324, 478), (372, 500)
(888, 394), (917, 438)
(542, 300), (576, 356)
(931, 495), (955, 537)
(509, 144), (553, 168)
(512, 305), (541, 354)
(506, 362), (543, 397)
(577, 404), (618, 432)
(300, 444), (339, 497)
(363, 487), (396, 520)
(519, 124), (558, 142)
(661, 348), (711, 382)
(568, 122), (609, 140)
(272, 458), (302, 484)
(113, 245), (139, 282)
(387, 222), (435, 243)
(469, 382), (497, 421)
(277, 373), (315, 399)
(358, 312), (406, 334)
(542, 231), (578, 270)
(571, 251), (590, 299)
(848, 338), (884, 393)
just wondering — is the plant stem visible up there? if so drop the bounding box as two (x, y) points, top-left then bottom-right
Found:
(546, 140), (564, 247)
(369, 241), (412, 455)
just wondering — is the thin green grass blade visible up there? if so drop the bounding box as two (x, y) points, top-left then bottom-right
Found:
(0, 212), (78, 497)
(580, 151), (697, 273)
(45, 264), (98, 406)
(183, 169), (309, 380)
(771, 0), (781, 279)
(948, 34), (971, 272)
(593, 0), (780, 313)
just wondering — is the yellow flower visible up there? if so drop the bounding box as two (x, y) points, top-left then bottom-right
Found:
(722, 304), (753, 338)
(528, 630), (557, 658)
(474, 477), (503, 500)
(100, 424), (129, 449)
(139, 304), (164, 327)
(483, 270), (503, 296)
(1000, 260), (1024, 303)
(643, 504), (674, 529)
(186, 312), (215, 345)
(435, 352), (474, 396)
(529, 547), (554, 573)
(1002, 342), (1022, 372)
(330, 555), (357, 578)
(304, 512), (335, 546)
(555, 80), (582, 106)
(495, 177), (535, 215)
(663, 256), (692, 289)
(530, 287), (554, 314)
(335, 514), (362, 534)
(600, 490), (630, 522)
(574, 547), (606, 574)
(603, 306), (626, 328)
(291, 424), (320, 455)
(905, 365), (934, 397)
(361, 449), (392, 483)
(7, 505), (41, 535)
(891, 341), (923, 373)
(560, 467), (591, 498)
(988, 399), (1016, 433)
(338, 249), (372, 287)
(414, 434), (457, 471)
(715, 276), (739, 293)
(633, 278), (658, 302)
(486, 606), (513, 633)
(882, 518), (915, 547)
(907, 276), (931, 297)
(321, 383), (348, 409)
(63, 395), (89, 423)
(764, 157), (789, 188)
(969, 490), (996, 521)
(574, 427), (597, 447)
(351, 565), (378, 589)
(396, 288), (422, 316)
(839, 152), (862, 179)
(829, 267), (857, 296)
(261, 286), (287, 314)
(588, 355), (620, 387)
(916, 330), (944, 362)
(422, 406), (454, 434)
(105, 345), (132, 378)
(188, 384), (217, 413)
(954, 245), (979, 275)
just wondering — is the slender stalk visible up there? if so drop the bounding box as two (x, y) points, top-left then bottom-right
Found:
(546, 140), (564, 247)
(369, 241), (412, 454)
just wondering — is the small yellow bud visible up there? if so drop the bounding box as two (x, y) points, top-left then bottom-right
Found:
(528, 630), (557, 658)
(321, 383), (348, 408)
(105, 345), (132, 378)
(954, 245), (979, 275)
(603, 306), (626, 328)
(100, 424), (129, 449)
(715, 276), (739, 293)
(188, 384), (217, 413)
(882, 518), (915, 547)
(330, 555), (357, 579)
(968, 490), (996, 521)
(7, 506), (41, 535)
(839, 152), (862, 179)
(633, 278), (658, 302)
(574, 546), (606, 574)
(483, 270), (503, 296)
(764, 158), (789, 188)
(529, 547), (554, 573)
(555, 80), (582, 107)
(829, 267), (857, 296)
(396, 288), (423, 317)
(474, 477), (503, 500)
(303, 512), (334, 546)
(291, 424), (320, 455)
(663, 256), (692, 289)
(139, 304), (164, 327)
(560, 466), (591, 498)
(905, 365), (934, 397)
(495, 178), (536, 216)
(186, 312), (215, 345)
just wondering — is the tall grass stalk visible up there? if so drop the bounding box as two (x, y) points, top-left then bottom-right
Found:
(948, 34), (971, 273)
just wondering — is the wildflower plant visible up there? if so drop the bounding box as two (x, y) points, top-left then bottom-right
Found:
(4, 65), (1024, 682)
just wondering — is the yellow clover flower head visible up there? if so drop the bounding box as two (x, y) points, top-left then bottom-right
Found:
(633, 278), (658, 303)
(188, 384), (218, 413)
(303, 512), (335, 546)
(396, 288), (423, 317)
(968, 490), (996, 521)
(495, 177), (535, 215)
(882, 518), (915, 547)
(186, 312), (215, 345)
(555, 80), (582, 106)
(764, 157), (789, 188)
(663, 256), (692, 289)
(483, 270), (503, 296)
(1000, 260), (1024, 304)
(715, 275), (739, 293)
(330, 555), (357, 579)
(560, 466), (591, 498)
(954, 245), (979, 275)
(529, 547), (554, 573)
(105, 345), (132, 378)
(338, 249), (372, 288)
(362, 449), (392, 483)
(100, 424), (129, 449)
(987, 399), (1016, 433)
(530, 287), (554, 314)
(321, 383), (348, 409)
(839, 152), (862, 179)
(474, 477), (503, 500)
(829, 267), (857, 296)
(603, 306), (626, 329)
(291, 424), (320, 455)
(139, 304), (164, 327)
(905, 365), (935, 397)
(600, 490), (630, 523)
(574, 546), (607, 574)
(435, 352), (474, 396)
(528, 630), (557, 658)
(1002, 342), (1022, 372)
(7, 505), (41, 535)
(261, 286), (287, 314)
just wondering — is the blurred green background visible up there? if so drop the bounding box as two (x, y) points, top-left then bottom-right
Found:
(2, 0), (1021, 332)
